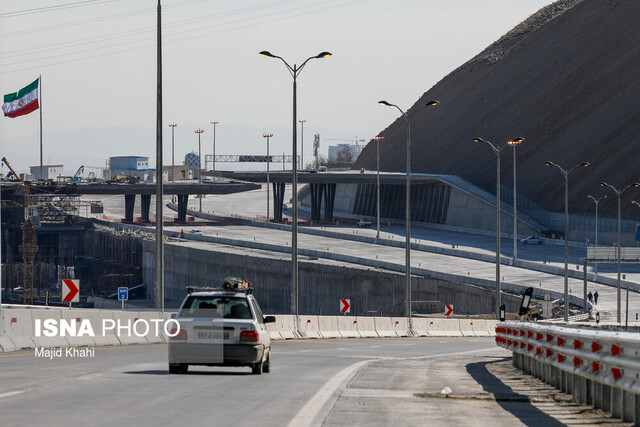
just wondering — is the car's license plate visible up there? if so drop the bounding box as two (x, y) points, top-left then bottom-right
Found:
(197, 331), (229, 340)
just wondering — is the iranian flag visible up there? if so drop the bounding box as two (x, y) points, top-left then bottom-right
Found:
(2, 78), (39, 118)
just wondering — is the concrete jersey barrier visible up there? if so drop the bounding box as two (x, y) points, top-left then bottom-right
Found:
(355, 316), (378, 338)
(337, 316), (360, 338)
(298, 315), (322, 339)
(317, 316), (342, 338)
(0, 305), (499, 352)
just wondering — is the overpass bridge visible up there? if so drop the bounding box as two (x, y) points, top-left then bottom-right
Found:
(3, 181), (260, 223)
(207, 170), (546, 236)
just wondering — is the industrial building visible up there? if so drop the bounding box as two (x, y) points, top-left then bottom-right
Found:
(29, 165), (63, 181)
(108, 156), (154, 182)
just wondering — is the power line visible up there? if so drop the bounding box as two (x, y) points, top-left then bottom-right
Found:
(0, 0), (205, 37)
(0, 0), (359, 73)
(0, 0), (117, 19)
(0, 0), (298, 59)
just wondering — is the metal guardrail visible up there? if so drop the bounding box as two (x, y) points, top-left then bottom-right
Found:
(586, 246), (640, 261)
(495, 321), (640, 395)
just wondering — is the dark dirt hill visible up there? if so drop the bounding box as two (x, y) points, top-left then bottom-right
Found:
(353, 0), (640, 217)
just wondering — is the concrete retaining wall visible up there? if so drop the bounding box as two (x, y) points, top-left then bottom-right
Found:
(144, 238), (524, 315)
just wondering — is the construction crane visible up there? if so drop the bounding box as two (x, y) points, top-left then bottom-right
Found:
(71, 165), (84, 182)
(2, 156), (22, 181)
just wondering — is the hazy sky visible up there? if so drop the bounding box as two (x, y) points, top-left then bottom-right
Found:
(0, 0), (555, 174)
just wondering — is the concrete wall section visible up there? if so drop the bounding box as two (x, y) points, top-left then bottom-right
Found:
(143, 239), (522, 315)
(446, 187), (539, 236)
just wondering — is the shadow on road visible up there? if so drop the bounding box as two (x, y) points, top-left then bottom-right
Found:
(124, 369), (252, 376)
(466, 357), (564, 427)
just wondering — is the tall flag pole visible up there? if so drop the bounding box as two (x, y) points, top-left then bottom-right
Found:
(155, 0), (164, 312)
(39, 76), (43, 180)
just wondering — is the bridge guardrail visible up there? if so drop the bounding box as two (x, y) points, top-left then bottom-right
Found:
(496, 321), (640, 422)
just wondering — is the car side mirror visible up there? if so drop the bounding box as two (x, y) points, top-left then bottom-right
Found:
(263, 315), (276, 324)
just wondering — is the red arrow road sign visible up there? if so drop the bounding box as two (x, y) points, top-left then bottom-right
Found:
(444, 304), (453, 316)
(340, 299), (351, 313)
(62, 279), (79, 302)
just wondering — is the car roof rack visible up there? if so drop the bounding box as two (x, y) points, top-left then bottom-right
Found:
(187, 277), (253, 295)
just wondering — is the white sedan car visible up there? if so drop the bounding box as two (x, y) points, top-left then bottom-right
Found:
(520, 235), (544, 245)
(168, 278), (274, 375)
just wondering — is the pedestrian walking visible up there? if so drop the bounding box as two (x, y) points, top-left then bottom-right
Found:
(588, 291), (593, 303)
(594, 291), (599, 305)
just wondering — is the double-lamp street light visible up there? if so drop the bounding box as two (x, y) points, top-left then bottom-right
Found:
(260, 50), (331, 332)
(545, 160), (590, 321)
(263, 133), (273, 222)
(379, 100), (439, 334)
(372, 135), (384, 240)
(600, 181), (639, 326)
(168, 122), (177, 182)
(194, 128), (205, 212)
(587, 194), (606, 276)
(211, 120), (219, 172)
(473, 137), (524, 320)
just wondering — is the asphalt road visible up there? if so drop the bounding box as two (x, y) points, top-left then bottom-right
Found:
(0, 339), (500, 426)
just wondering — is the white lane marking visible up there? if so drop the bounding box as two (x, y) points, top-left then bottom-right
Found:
(287, 359), (372, 427)
(0, 391), (24, 400)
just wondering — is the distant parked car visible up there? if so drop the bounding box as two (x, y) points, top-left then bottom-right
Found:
(358, 219), (372, 228)
(520, 235), (544, 245)
(190, 229), (203, 234)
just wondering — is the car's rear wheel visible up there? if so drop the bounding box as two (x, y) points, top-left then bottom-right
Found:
(169, 363), (188, 374)
(251, 359), (263, 375)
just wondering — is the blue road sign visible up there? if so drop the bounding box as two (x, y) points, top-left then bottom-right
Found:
(118, 287), (128, 301)
(636, 225), (640, 241)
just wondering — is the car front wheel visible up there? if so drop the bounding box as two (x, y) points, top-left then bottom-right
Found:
(263, 354), (271, 373)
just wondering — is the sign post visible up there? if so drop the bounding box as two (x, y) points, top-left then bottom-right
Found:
(62, 279), (79, 308)
(118, 287), (128, 310)
(340, 299), (350, 314)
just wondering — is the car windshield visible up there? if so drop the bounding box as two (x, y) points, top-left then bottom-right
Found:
(178, 296), (253, 319)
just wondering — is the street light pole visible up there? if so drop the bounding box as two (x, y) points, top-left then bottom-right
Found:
(587, 195), (606, 275)
(263, 133), (273, 221)
(545, 161), (590, 321)
(474, 137), (515, 320)
(600, 182), (639, 326)
(194, 129), (204, 212)
(260, 50), (331, 331)
(298, 119), (306, 170)
(507, 138), (525, 259)
(211, 120), (219, 172)
(380, 100), (438, 334)
(169, 123), (177, 182)
(373, 136), (384, 240)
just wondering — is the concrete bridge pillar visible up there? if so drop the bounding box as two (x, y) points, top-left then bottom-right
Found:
(310, 183), (325, 221)
(177, 194), (189, 222)
(124, 194), (135, 222)
(272, 183), (285, 221)
(140, 194), (151, 222)
(323, 183), (336, 221)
